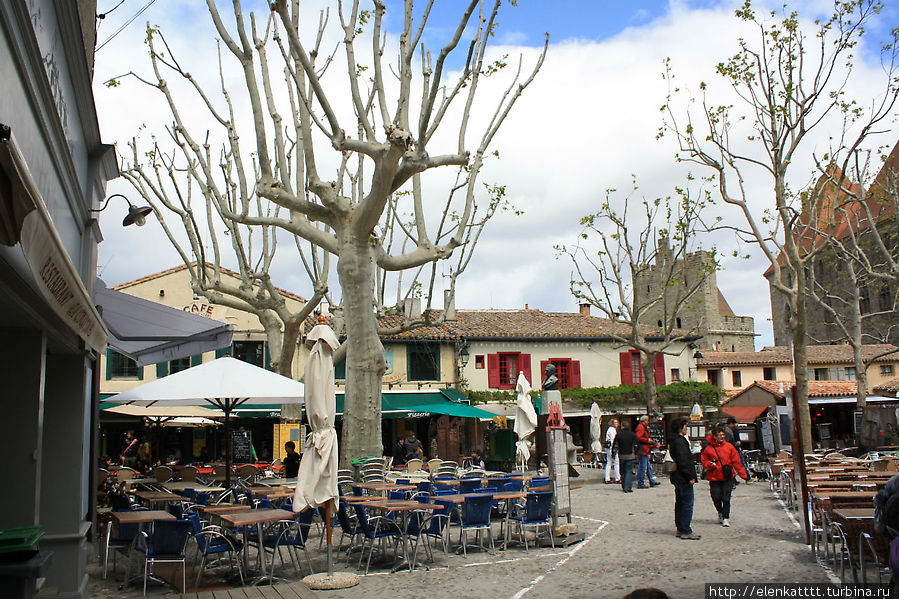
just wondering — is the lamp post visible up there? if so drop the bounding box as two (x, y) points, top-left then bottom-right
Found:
(92, 193), (154, 227)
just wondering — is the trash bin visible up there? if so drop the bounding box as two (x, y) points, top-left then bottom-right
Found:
(0, 527), (51, 599)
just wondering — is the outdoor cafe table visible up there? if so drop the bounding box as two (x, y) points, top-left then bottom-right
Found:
(132, 491), (180, 506)
(434, 491), (527, 550)
(216, 508), (296, 584)
(831, 506), (888, 578)
(255, 478), (297, 487)
(252, 487), (295, 501)
(111, 509), (176, 525)
(354, 482), (416, 494)
(162, 481), (225, 493)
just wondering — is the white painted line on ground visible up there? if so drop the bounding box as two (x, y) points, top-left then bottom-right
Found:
(507, 518), (609, 599)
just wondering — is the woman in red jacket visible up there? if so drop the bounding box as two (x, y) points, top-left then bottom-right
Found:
(700, 426), (749, 527)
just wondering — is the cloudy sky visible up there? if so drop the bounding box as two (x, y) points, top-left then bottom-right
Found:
(91, 0), (899, 349)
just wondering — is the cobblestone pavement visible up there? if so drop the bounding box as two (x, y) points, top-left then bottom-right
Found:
(88, 468), (832, 599)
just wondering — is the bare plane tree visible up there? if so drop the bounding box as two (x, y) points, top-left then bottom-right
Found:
(109, 0), (547, 462)
(556, 180), (715, 412)
(660, 0), (899, 452)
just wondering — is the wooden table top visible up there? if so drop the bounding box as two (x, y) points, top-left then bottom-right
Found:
(253, 487), (295, 498)
(133, 491), (180, 502)
(362, 500), (439, 512)
(833, 507), (875, 520)
(354, 482), (416, 491)
(162, 482), (225, 492)
(433, 491), (526, 504)
(112, 510), (176, 524)
(217, 508), (295, 527)
(198, 504), (252, 515)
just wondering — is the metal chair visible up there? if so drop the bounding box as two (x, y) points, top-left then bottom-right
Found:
(409, 499), (452, 567)
(260, 509), (315, 577)
(859, 532), (891, 584)
(459, 494), (495, 556)
(352, 503), (402, 573)
(187, 513), (244, 587)
(153, 465), (174, 483)
(510, 491), (554, 552)
(102, 506), (148, 579)
(179, 465), (198, 482)
(131, 519), (192, 596)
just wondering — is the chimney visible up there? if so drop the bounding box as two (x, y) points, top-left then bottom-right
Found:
(525, 303), (529, 310)
(404, 297), (422, 319)
(443, 289), (456, 320)
(579, 303), (590, 316)
(319, 301), (330, 316)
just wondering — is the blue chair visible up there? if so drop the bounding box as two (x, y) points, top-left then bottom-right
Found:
(260, 509), (315, 576)
(336, 501), (363, 563)
(459, 494), (495, 555)
(187, 513), (244, 587)
(352, 503), (402, 573)
(504, 479), (524, 492)
(396, 479), (411, 485)
(166, 502), (184, 519)
(510, 491), (554, 552)
(433, 478), (456, 492)
(459, 478), (481, 494)
(434, 488), (455, 496)
(182, 488), (197, 502)
(410, 500), (452, 566)
(530, 477), (550, 489)
(102, 506), (148, 579)
(194, 491), (210, 506)
(131, 519), (192, 596)
(351, 485), (364, 497)
(417, 481), (432, 494)
(388, 490), (406, 500)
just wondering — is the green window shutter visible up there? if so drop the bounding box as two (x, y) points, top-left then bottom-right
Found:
(406, 344), (413, 380)
(137, 363), (144, 380)
(215, 346), (231, 358)
(334, 359), (346, 380)
(156, 362), (169, 378)
(433, 344), (440, 380)
(105, 349), (113, 380)
(190, 355), (202, 367)
(264, 343), (271, 370)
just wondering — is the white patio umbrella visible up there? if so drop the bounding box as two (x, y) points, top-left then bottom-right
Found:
(103, 404), (225, 461)
(295, 321), (357, 589)
(514, 371), (538, 471)
(590, 403), (603, 454)
(105, 356), (303, 487)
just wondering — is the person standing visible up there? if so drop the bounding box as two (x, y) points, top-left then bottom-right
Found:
(669, 418), (700, 539)
(120, 430), (138, 468)
(392, 437), (407, 466)
(613, 420), (638, 493)
(726, 417), (751, 482)
(282, 441), (300, 479)
(635, 415), (660, 488)
(701, 426), (749, 527)
(604, 419), (620, 484)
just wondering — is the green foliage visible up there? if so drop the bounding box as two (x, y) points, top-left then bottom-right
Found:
(466, 382), (722, 409)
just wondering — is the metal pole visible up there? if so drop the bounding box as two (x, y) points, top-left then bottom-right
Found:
(326, 501), (334, 577)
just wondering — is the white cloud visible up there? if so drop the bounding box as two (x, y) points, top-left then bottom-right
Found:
(92, 0), (898, 350)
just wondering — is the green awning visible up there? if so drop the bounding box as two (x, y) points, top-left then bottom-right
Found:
(335, 389), (486, 419)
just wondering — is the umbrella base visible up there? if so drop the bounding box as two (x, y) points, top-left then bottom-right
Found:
(302, 572), (359, 590)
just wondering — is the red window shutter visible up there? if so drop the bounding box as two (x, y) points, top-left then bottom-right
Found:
(487, 354), (500, 388)
(519, 353), (532, 385)
(539, 360), (550, 387)
(569, 360), (581, 388)
(654, 353), (666, 385)
(619, 353), (632, 386)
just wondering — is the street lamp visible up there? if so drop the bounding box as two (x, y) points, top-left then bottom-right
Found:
(457, 344), (470, 367)
(92, 193), (154, 227)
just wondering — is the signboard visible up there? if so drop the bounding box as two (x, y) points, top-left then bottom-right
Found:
(647, 421), (665, 447)
(760, 420), (776, 455)
(181, 302), (229, 322)
(231, 430), (253, 463)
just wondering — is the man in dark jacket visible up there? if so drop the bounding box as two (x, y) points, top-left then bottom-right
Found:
(392, 437), (407, 466)
(613, 420), (639, 493)
(669, 418), (700, 539)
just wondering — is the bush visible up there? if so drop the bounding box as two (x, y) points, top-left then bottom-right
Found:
(467, 382), (722, 410)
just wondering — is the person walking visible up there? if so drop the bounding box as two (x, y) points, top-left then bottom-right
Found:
(120, 430), (139, 468)
(613, 420), (638, 493)
(635, 415), (660, 488)
(604, 418), (620, 484)
(726, 416), (751, 482)
(669, 418), (700, 539)
(701, 426), (749, 527)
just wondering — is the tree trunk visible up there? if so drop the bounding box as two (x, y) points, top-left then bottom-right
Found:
(642, 351), (659, 414)
(337, 234), (385, 468)
(278, 321), (303, 420)
(791, 285), (814, 453)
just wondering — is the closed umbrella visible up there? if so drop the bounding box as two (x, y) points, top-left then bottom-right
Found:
(295, 321), (357, 589)
(514, 371), (537, 470)
(590, 403), (603, 453)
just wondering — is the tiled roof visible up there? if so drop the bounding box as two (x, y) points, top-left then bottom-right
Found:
(721, 380), (861, 405)
(308, 308), (693, 342)
(699, 344), (899, 367)
(874, 378), (899, 395)
(112, 262), (307, 303)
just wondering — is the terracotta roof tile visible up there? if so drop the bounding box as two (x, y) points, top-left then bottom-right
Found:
(699, 344), (899, 367)
(112, 262), (307, 303)
(874, 378), (899, 395)
(721, 380), (861, 405)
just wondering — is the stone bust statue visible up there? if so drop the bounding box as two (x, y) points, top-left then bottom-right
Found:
(542, 363), (559, 391)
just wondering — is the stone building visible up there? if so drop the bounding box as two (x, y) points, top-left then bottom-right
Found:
(767, 141), (898, 347)
(636, 242), (756, 352)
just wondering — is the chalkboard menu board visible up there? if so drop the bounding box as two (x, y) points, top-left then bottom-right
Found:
(648, 421), (666, 447)
(232, 430), (253, 463)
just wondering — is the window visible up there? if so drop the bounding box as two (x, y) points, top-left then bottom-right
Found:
(619, 351), (665, 386)
(670, 368), (681, 382)
(233, 341), (264, 367)
(108, 350), (140, 379)
(844, 367), (857, 381)
(658, 320), (663, 328)
(881, 365), (895, 377)
(407, 343), (440, 381)
(475, 355), (485, 369)
(860, 286), (871, 314)
(676, 317), (682, 328)
(541, 358), (582, 390)
(487, 353), (531, 389)
(170, 357), (191, 374)
(731, 370), (742, 387)
(707, 369), (721, 387)
(763, 367), (776, 381)
(813, 368), (830, 381)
